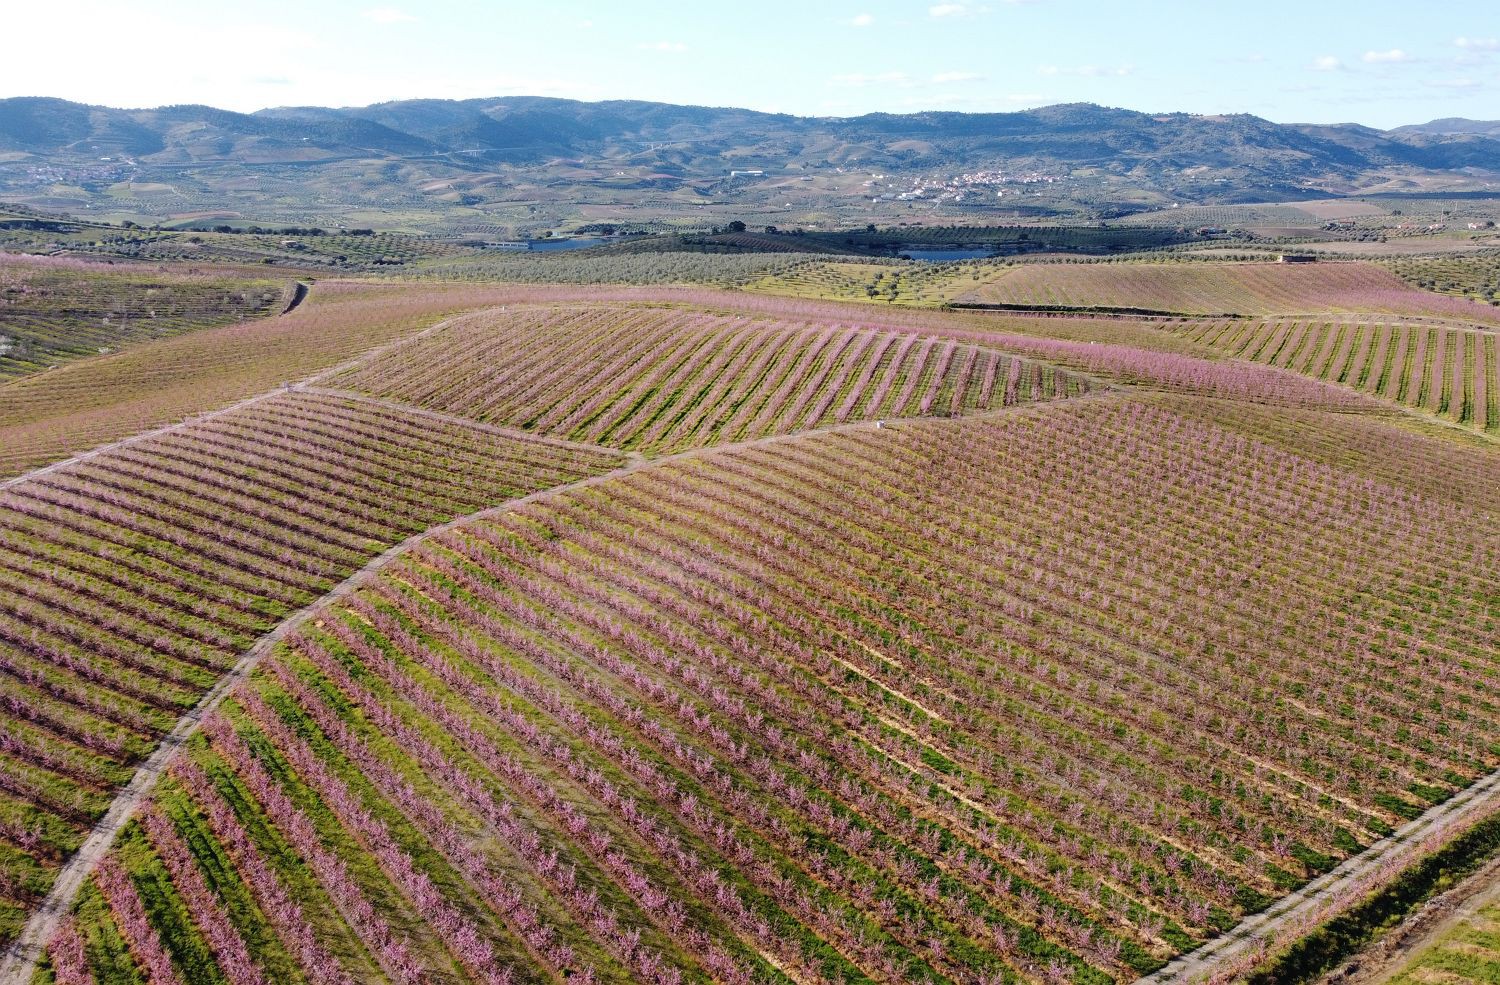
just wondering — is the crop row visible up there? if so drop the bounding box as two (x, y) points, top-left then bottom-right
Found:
(959, 261), (1500, 324)
(0, 390), (621, 947)
(1143, 394), (1500, 513)
(1172, 318), (1500, 432)
(419, 249), (829, 287)
(1112, 204), (1338, 228)
(51, 398), (1497, 983)
(3, 285), (957, 480)
(0, 281), (598, 478)
(335, 304), (1089, 452)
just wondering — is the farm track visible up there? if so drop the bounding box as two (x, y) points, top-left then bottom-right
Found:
(1138, 768), (1500, 984)
(0, 371), (1118, 985)
(1356, 855), (1500, 984)
(281, 280), (310, 315)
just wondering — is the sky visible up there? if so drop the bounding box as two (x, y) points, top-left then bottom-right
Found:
(5, 1), (1499, 128)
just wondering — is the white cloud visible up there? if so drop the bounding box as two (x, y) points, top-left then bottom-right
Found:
(850, 12), (874, 27)
(930, 3), (988, 17)
(1039, 64), (1133, 77)
(579, 19), (594, 28)
(637, 40), (688, 52)
(896, 90), (1040, 109)
(1454, 36), (1499, 50)
(932, 71), (985, 83)
(1363, 48), (1413, 63)
(830, 71), (914, 87)
(897, 93), (972, 107)
(1312, 55), (1344, 71)
(361, 6), (416, 24)
(1424, 78), (1482, 89)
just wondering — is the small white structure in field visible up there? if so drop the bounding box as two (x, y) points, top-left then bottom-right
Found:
(874, 420), (884, 429)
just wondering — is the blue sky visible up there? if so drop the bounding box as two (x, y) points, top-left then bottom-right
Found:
(5, 1), (1498, 127)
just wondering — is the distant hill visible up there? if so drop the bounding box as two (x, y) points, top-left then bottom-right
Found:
(4, 96), (1498, 174)
(0, 96), (434, 161)
(2, 96), (1498, 225)
(1389, 117), (1500, 138)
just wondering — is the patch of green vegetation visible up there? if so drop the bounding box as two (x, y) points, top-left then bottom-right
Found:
(1386, 890), (1500, 984)
(1377, 793), (1426, 821)
(0, 257), (287, 379)
(1247, 809), (1500, 984)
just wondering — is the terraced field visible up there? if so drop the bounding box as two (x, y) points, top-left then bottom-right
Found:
(960, 261), (1500, 324)
(334, 304), (1091, 452)
(0, 255), (288, 380)
(0, 281), (578, 479)
(1168, 319), (1499, 433)
(0, 279), (1495, 985)
(39, 397), (1498, 984)
(0, 389), (622, 947)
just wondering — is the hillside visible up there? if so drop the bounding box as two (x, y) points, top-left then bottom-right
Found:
(3, 98), (1500, 230)
(0, 273), (1492, 985)
(0, 254), (290, 380)
(23, 391), (1498, 985)
(330, 304), (1092, 451)
(4, 97), (1497, 177)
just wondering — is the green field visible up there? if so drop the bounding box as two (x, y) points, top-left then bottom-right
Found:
(1387, 891), (1500, 984)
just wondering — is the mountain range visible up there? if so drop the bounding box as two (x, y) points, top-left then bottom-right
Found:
(2, 96), (1497, 226)
(4, 96), (1499, 173)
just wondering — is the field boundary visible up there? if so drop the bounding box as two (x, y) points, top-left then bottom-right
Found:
(1342, 851), (1500, 983)
(1138, 768), (1500, 983)
(281, 280), (310, 314)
